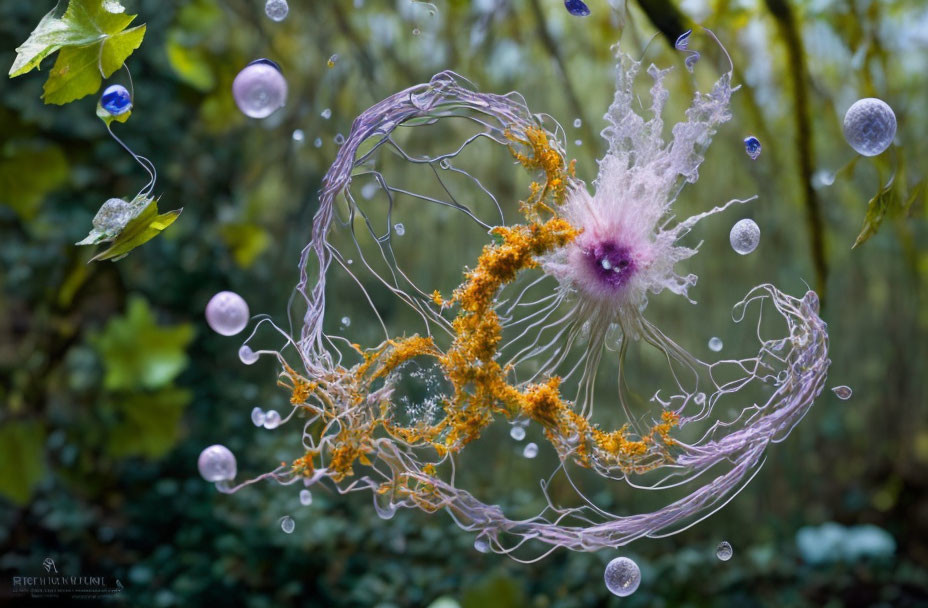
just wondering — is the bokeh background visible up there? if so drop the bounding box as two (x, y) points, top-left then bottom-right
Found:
(1, 0), (927, 606)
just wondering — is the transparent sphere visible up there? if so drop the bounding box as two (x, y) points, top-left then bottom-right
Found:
(100, 84), (132, 116)
(843, 98), (896, 157)
(263, 409), (281, 429)
(729, 218), (760, 255)
(523, 442), (538, 459)
(197, 444), (237, 482)
(92, 198), (133, 233)
(280, 515), (295, 534)
(716, 541), (733, 561)
(265, 0), (289, 22)
(831, 385), (853, 400)
(205, 291), (249, 336)
(474, 538), (490, 553)
(238, 345), (258, 365)
(299, 489), (313, 505)
(708, 337), (723, 352)
(510, 425), (526, 441)
(394, 223), (405, 236)
(232, 60), (288, 119)
(251, 406), (266, 427)
(604, 556), (640, 597)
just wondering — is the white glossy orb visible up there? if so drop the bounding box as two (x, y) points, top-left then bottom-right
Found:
(232, 61), (287, 119)
(197, 444), (237, 482)
(522, 442), (538, 459)
(604, 556), (640, 597)
(843, 98), (896, 157)
(205, 291), (249, 336)
(265, 0), (289, 21)
(729, 218), (760, 255)
(716, 541), (733, 561)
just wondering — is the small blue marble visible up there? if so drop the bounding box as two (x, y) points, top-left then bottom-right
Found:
(564, 0), (591, 16)
(744, 135), (762, 160)
(100, 84), (132, 116)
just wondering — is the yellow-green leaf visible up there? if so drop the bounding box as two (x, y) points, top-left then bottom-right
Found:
(853, 176), (897, 249)
(0, 141), (69, 220)
(89, 197), (182, 262)
(9, 0), (147, 105)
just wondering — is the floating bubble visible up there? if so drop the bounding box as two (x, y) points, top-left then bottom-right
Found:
(100, 84), (132, 116)
(604, 556), (640, 597)
(510, 425), (526, 441)
(564, 0), (591, 16)
(292, 129), (304, 142)
(197, 444), (237, 482)
(716, 541), (733, 561)
(694, 391), (706, 405)
(299, 489), (313, 505)
(574, 139), (582, 146)
(334, 133), (346, 145)
(321, 108), (332, 119)
(708, 337), (723, 352)
(263, 409), (281, 429)
(232, 59), (287, 119)
(412, 27), (421, 37)
(314, 137), (323, 148)
(831, 385), (853, 400)
(251, 406), (266, 427)
(341, 316), (351, 327)
(743, 136), (762, 160)
(474, 538), (490, 553)
(573, 118), (582, 128)
(239, 345), (259, 365)
(361, 182), (379, 199)
(394, 223), (405, 236)
(523, 442), (538, 459)
(280, 515), (295, 533)
(327, 54), (338, 68)
(843, 98), (896, 157)
(729, 218), (760, 255)
(265, 0), (288, 21)
(205, 291), (249, 336)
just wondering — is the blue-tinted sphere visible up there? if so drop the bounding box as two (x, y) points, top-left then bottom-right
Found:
(743, 136), (762, 160)
(564, 0), (591, 16)
(100, 84), (132, 116)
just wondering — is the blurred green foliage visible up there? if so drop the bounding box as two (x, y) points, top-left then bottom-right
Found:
(0, 0), (926, 606)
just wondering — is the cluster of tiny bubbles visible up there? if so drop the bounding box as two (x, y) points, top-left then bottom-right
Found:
(831, 385), (853, 400)
(340, 316), (351, 328)
(320, 108), (332, 120)
(313, 137), (323, 148)
(603, 556), (641, 597)
(729, 218), (761, 255)
(474, 538), (490, 553)
(251, 406), (265, 427)
(263, 409), (281, 429)
(716, 541), (734, 561)
(393, 223), (405, 236)
(299, 489), (313, 506)
(197, 444), (237, 482)
(265, 0), (288, 21)
(292, 129), (304, 143)
(522, 442), (539, 459)
(743, 135), (762, 160)
(100, 84), (132, 116)
(708, 337), (723, 352)
(93, 198), (133, 233)
(327, 54), (339, 68)
(843, 98), (896, 157)
(238, 345), (259, 365)
(205, 291), (249, 336)
(280, 515), (295, 534)
(510, 425), (526, 441)
(232, 59), (287, 119)
(564, 0), (591, 17)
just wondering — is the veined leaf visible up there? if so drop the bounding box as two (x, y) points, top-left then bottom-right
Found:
(87, 196), (182, 262)
(95, 100), (131, 126)
(9, 0), (146, 105)
(853, 176), (897, 249)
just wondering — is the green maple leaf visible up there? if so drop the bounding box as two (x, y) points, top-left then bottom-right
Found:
(91, 296), (194, 392)
(9, 0), (146, 105)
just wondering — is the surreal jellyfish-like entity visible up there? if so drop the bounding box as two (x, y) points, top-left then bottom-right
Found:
(211, 32), (830, 562)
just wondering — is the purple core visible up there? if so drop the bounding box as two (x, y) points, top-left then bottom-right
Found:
(586, 242), (636, 288)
